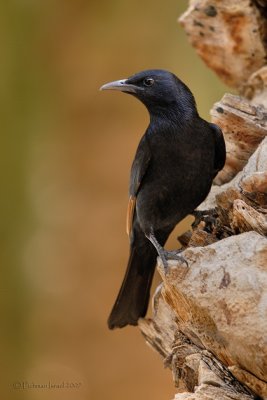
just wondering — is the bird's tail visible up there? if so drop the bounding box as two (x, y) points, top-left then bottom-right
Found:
(108, 237), (158, 329)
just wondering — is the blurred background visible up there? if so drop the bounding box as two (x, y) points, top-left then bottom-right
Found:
(1, 1), (227, 399)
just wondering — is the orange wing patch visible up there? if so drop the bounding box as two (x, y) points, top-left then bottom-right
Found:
(126, 195), (136, 236)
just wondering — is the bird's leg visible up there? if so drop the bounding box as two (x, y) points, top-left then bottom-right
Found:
(146, 231), (188, 271)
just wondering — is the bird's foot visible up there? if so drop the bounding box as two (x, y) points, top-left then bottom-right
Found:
(159, 249), (188, 271)
(146, 231), (188, 271)
(191, 208), (217, 229)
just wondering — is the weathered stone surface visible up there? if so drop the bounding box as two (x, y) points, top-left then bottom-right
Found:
(173, 383), (252, 400)
(140, 233), (267, 398)
(211, 93), (267, 185)
(179, 0), (267, 90)
(244, 66), (267, 107)
(200, 135), (267, 211)
(229, 365), (267, 398)
(140, 291), (177, 358)
(161, 233), (267, 381)
(240, 171), (267, 207)
(231, 198), (267, 234)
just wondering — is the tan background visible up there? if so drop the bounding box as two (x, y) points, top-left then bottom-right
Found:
(1, 1), (227, 399)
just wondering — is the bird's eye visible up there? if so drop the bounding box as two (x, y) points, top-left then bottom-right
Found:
(143, 78), (154, 87)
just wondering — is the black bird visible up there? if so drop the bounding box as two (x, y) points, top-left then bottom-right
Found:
(100, 69), (226, 329)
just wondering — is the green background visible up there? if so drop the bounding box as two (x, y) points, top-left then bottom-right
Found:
(1, 1), (227, 399)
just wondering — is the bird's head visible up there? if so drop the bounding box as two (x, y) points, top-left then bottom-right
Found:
(100, 69), (197, 119)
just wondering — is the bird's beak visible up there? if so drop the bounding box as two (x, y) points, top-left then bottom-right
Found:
(100, 79), (139, 93)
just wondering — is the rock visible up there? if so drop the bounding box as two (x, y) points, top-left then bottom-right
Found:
(179, 0), (267, 90)
(139, 232), (267, 398)
(200, 136), (267, 211)
(210, 93), (267, 185)
(231, 198), (267, 234)
(244, 66), (267, 108)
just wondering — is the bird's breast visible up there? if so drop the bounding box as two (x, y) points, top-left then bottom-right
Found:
(136, 129), (215, 231)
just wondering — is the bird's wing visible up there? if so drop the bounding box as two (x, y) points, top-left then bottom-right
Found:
(210, 123), (226, 176)
(126, 136), (151, 236)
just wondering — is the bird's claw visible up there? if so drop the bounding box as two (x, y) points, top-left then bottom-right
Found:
(191, 208), (217, 228)
(160, 249), (188, 271)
